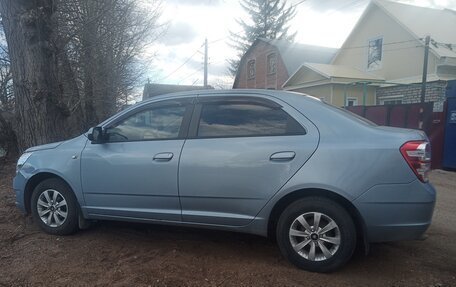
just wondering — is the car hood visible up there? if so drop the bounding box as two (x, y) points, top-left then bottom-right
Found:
(25, 141), (66, 152)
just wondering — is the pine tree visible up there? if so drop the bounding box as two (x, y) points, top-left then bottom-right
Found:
(228, 0), (297, 76)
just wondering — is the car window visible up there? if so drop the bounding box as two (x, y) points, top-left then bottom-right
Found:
(197, 102), (305, 138)
(106, 105), (186, 142)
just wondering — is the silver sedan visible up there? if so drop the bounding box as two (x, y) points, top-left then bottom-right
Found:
(13, 89), (436, 272)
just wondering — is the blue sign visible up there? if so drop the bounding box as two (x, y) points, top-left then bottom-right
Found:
(450, 110), (456, 124)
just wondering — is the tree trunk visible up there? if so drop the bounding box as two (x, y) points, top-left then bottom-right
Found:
(0, 0), (68, 152)
(57, 50), (85, 136)
(0, 111), (18, 157)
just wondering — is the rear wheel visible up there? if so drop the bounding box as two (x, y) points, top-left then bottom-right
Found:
(276, 197), (356, 272)
(31, 178), (79, 235)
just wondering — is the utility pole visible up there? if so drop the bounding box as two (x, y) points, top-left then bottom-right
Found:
(204, 38), (208, 87)
(420, 35), (430, 103)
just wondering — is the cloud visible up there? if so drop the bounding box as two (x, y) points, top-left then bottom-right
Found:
(159, 21), (198, 45)
(299, 0), (368, 13)
(208, 62), (229, 76)
(166, 0), (222, 6)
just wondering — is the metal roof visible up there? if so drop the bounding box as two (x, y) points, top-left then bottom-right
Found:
(283, 63), (385, 88)
(258, 38), (338, 75)
(375, 0), (456, 58)
(233, 38), (338, 88)
(303, 63), (384, 80)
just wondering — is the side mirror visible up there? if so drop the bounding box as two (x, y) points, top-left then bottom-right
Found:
(88, 127), (105, 144)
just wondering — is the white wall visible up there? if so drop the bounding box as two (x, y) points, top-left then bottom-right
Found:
(332, 4), (438, 81)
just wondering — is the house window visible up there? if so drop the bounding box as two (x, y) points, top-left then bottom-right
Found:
(267, 53), (277, 74)
(367, 36), (383, 70)
(247, 60), (256, 79)
(346, 97), (358, 107)
(380, 95), (403, 105)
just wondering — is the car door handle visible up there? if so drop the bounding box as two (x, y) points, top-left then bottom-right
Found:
(153, 152), (174, 161)
(270, 151), (296, 161)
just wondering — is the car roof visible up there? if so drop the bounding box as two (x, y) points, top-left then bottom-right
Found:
(140, 89), (321, 105)
(100, 89), (325, 128)
(100, 88), (378, 133)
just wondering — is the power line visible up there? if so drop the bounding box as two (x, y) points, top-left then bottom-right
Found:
(433, 41), (456, 50)
(60, 39), (426, 89)
(209, 0), (367, 47)
(340, 39), (420, 50)
(178, 67), (204, 84)
(158, 42), (205, 82)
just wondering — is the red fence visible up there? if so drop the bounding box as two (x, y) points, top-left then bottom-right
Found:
(347, 103), (446, 169)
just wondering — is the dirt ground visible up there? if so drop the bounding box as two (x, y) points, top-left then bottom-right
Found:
(0, 160), (455, 287)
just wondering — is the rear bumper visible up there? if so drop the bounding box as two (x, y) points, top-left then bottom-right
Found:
(354, 180), (436, 243)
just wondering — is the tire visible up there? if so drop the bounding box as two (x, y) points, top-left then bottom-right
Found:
(276, 197), (356, 273)
(31, 178), (79, 235)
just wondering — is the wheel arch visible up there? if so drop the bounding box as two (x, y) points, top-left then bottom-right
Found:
(267, 188), (368, 250)
(24, 172), (74, 214)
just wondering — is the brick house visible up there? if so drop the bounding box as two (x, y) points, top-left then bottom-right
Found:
(233, 38), (337, 90)
(282, 0), (456, 109)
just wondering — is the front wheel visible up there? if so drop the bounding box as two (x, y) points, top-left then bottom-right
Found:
(31, 178), (79, 235)
(276, 197), (356, 273)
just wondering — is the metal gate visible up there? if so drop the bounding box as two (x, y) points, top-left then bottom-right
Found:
(443, 97), (456, 169)
(347, 103), (445, 169)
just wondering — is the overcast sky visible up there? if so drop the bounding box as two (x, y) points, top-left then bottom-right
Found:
(143, 0), (456, 90)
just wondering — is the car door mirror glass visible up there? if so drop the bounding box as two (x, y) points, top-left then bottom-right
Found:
(88, 127), (105, 144)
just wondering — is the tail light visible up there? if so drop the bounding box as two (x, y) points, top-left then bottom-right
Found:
(400, 141), (431, 183)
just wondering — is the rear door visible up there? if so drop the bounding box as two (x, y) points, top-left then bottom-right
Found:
(178, 94), (319, 226)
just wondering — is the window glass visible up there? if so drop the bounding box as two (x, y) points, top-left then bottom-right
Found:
(247, 60), (256, 79)
(106, 105), (186, 142)
(346, 98), (358, 107)
(380, 96), (403, 105)
(197, 102), (305, 138)
(367, 37), (383, 70)
(267, 53), (277, 74)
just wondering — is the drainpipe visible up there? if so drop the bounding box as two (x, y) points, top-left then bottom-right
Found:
(363, 82), (367, 105)
(344, 84), (347, 108)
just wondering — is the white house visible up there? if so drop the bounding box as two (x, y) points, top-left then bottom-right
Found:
(283, 0), (456, 108)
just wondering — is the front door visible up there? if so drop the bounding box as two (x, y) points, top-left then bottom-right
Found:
(81, 98), (193, 221)
(179, 95), (319, 226)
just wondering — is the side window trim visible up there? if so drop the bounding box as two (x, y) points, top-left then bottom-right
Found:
(196, 96), (282, 108)
(188, 103), (202, 138)
(178, 104), (195, 139)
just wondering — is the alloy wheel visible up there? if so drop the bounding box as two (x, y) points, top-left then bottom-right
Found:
(289, 212), (341, 261)
(36, 189), (68, 228)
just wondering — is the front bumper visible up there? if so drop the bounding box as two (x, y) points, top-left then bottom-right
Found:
(13, 171), (28, 214)
(354, 179), (436, 243)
